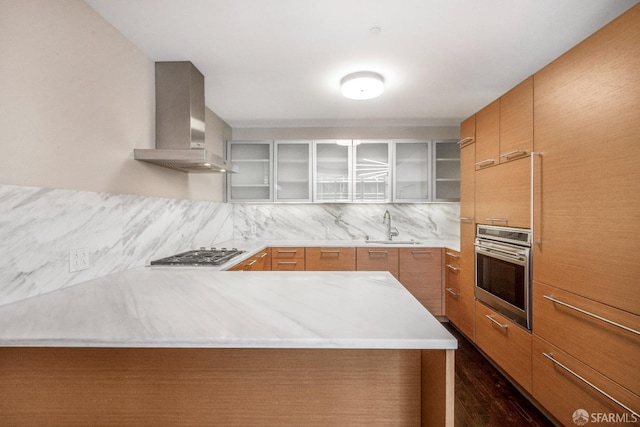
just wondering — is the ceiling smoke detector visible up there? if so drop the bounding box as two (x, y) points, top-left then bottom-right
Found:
(340, 71), (384, 100)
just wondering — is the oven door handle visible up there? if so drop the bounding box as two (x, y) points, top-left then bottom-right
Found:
(475, 245), (527, 265)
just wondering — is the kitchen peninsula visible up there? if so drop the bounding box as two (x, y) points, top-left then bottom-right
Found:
(0, 260), (457, 426)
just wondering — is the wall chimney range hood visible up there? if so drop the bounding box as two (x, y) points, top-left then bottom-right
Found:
(134, 62), (236, 173)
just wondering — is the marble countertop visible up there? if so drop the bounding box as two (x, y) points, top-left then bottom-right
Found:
(0, 268), (457, 350)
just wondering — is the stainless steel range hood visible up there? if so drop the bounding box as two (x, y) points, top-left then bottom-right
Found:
(134, 62), (236, 173)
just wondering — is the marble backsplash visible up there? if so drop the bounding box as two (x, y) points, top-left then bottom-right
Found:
(0, 184), (233, 306)
(233, 203), (460, 242)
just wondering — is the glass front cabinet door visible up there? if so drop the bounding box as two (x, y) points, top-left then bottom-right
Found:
(227, 141), (273, 202)
(274, 141), (312, 202)
(433, 140), (461, 202)
(353, 140), (391, 202)
(393, 140), (431, 202)
(313, 140), (353, 202)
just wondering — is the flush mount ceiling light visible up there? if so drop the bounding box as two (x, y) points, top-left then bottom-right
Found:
(340, 71), (384, 100)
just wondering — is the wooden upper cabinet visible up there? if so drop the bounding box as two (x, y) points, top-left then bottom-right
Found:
(532, 4), (640, 315)
(499, 76), (533, 163)
(459, 115), (476, 147)
(459, 143), (475, 222)
(475, 157), (530, 228)
(474, 100), (500, 170)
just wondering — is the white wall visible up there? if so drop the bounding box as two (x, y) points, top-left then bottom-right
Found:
(0, 0), (229, 202)
(232, 125), (459, 141)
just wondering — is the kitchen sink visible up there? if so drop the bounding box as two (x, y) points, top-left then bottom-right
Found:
(364, 240), (421, 245)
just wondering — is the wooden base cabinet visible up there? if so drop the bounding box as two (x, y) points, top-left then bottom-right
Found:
(474, 302), (532, 393)
(305, 247), (356, 271)
(356, 247), (399, 279)
(533, 281), (640, 397)
(532, 336), (640, 426)
(444, 249), (475, 340)
(399, 248), (443, 316)
(228, 248), (271, 271)
(271, 247), (305, 271)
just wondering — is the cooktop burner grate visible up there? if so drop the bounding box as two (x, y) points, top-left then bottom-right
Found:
(150, 248), (244, 266)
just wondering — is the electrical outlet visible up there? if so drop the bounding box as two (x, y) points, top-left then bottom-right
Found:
(69, 248), (89, 273)
(250, 224), (257, 234)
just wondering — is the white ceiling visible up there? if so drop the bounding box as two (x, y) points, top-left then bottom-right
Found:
(84, 0), (638, 128)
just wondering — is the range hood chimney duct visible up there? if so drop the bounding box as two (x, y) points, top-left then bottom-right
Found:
(134, 61), (236, 173)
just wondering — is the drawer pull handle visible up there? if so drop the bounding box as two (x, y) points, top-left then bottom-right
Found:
(475, 158), (495, 167)
(277, 261), (297, 265)
(368, 250), (388, 255)
(457, 136), (474, 147)
(486, 217), (509, 223)
(445, 252), (460, 258)
(320, 250), (341, 254)
(277, 250), (298, 254)
(459, 216), (474, 222)
(500, 149), (528, 159)
(411, 250), (431, 255)
(446, 264), (460, 272)
(485, 315), (508, 329)
(259, 253), (268, 258)
(543, 295), (640, 336)
(246, 260), (257, 266)
(445, 288), (460, 297)
(542, 352), (640, 418)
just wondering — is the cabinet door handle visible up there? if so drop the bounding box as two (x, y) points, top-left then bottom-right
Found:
(500, 149), (528, 160)
(368, 250), (388, 255)
(411, 250), (431, 255)
(457, 136), (474, 147)
(474, 158), (495, 168)
(259, 253), (268, 258)
(485, 315), (508, 329)
(543, 295), (640, 336)
(486, 217), (509, 223)
(459, 216), (474, 222)
(445, 252), (460, 258)
(246, 260), (257, 266)
(445, 287), (460, 297)
(320, 250), (341, 254)
(542, 352), (640, 418)
(446, 264), (460, 272)
(531, 152), (542, 245)
(277, 250), (298, 254)
(277, 261), (298, 265)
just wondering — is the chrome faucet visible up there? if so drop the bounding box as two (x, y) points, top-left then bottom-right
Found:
(383, 210), (400, 241)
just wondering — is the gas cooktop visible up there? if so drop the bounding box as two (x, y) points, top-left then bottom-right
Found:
(150, 247), (244, 266)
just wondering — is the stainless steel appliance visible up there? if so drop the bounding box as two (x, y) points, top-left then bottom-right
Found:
(150, 247), (244, 266)
(475, 225), (532, 330)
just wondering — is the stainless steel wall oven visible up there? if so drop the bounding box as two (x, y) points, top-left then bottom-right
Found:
(475, 225), (532, 330)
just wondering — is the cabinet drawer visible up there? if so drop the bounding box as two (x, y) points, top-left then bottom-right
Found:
(445, 288), (475, 341)
(533, 281), (640, 396)
(475, 302), (532, 392)
(271, 247), (305, 270)
(532, 336), (640, 426)
(229, 249), (271, 271)
(356, 248), (399, 278)
(305, 248), (356, 271)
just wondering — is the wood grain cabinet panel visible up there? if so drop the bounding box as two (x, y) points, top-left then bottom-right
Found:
(474, 100), (500, 170)
(399, 248), (443, 316)
(459, 142), (475, 222)
(532, 4), (640, 315)
(475, 302), (532, 393)
(229, 249), (271, 271)
(475, 157), (530, 228)
(499, 76), (533, 163)
(533, 281), (640, 396)
(444, 249), (474, 341)
(532, 336), (640, 426)
(459, 115), (476, 147)
(305, 247), (356, 271)
(356, 247), (399, 279)
(271, 247), (305, 271)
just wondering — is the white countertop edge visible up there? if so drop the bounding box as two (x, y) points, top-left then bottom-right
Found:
(1, 338), (457, 350)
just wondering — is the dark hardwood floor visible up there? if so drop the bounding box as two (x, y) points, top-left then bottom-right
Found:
(443, 322), (557, 427)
